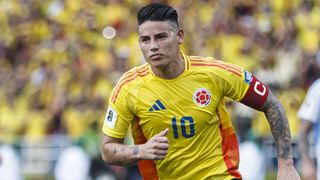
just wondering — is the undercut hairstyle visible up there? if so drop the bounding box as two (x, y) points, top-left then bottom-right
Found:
(137, 3), (179, 30)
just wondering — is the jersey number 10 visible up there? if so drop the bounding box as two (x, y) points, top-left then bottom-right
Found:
(171, 116), (195, 138)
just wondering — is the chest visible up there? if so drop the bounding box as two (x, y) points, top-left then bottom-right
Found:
(130, 76), (222, 139)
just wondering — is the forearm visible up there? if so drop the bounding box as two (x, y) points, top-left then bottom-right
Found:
(298, 133), (312, 164)
(101, 129), (169, 166)
(102, 143), (141, 166)
(261, 93), (292, 160)
(297, 121), (313, 164)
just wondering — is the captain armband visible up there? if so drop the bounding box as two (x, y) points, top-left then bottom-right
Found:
(240, 75), (269, 110)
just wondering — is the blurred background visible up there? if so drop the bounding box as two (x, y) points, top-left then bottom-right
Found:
(0, 0), (319, 179)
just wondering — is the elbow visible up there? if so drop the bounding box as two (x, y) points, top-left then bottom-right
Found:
(101, 151), (108, 163)
(101, 135), (126, 165)
(101, 152), (116, 165)
(297, 121), (312, 141)
(101, 144), (113, 165)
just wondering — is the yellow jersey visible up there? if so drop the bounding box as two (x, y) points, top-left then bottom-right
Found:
(102, 52), (269, 180)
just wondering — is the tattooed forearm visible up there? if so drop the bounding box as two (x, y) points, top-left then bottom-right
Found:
(106, 145), (140, 165)
(102, 136), (142, 166)
(261, 92), (292, 159)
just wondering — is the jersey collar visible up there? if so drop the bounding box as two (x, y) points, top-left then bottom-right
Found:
(149, 51), (190, 79)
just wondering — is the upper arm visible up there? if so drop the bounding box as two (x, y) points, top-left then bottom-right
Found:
(101, 134), (125, 162)
(103, 133), (124, 145)
(210, 61), (269, 109)
(240, 75), (269, 111)
(102, 82), (135, 138)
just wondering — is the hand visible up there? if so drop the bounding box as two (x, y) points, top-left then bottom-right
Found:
(277, 159), (301, 180)
(139, 128), (169, 160)
(301, 160), (316, 180)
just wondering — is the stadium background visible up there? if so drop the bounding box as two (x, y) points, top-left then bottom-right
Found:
(0, 0), (319, 179)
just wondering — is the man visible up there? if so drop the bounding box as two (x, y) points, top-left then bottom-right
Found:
(298, 64), (320, 180)
(101, 3), (301, 180)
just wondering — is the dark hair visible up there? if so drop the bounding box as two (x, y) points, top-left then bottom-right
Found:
(137, 3), (179, 28)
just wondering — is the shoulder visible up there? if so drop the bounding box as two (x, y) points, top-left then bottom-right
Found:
(188, 55), (215, 65)
(110, 63), (150, 103)
(307, 78), (320, 96)
(311, 78), (320, 89)
(120, 63), (150, 81)
(188, 55), (243, 77)
(116, 63), (150, 88)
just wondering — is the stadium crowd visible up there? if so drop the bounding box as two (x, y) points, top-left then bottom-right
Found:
(0, 0), (319, 179)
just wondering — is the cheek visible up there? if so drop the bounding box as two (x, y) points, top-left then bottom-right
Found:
(168, 41), (179, 52)
(139, 44), (149, 53)
(163, 40), (176, 51)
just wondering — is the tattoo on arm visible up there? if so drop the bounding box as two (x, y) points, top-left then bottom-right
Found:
(261, 92), (291, 159)
(133, 146), (139, 155)
(107, 146), (139, 166)
(111, 146), (139, 164)
(113, 147), (117, 156)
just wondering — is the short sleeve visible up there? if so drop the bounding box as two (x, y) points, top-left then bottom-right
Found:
(298, 80), (320, 123)
(102, 83), (134, 138)
(212, 61), (250, 101)
(213, 61), (269, 110)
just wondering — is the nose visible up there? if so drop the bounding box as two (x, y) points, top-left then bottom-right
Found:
(150, 40), (159, 52)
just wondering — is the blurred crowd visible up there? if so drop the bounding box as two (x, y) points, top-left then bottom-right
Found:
(0, 0), (319, 179)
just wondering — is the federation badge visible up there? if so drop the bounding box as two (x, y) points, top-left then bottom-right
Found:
(193, 88), (211, 107)
(104, 106), (117, 128)
(244, 70), (253, 84)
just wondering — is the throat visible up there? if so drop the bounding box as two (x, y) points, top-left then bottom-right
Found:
(152, 58), (185, 79)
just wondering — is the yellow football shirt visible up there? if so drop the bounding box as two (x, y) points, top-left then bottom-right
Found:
(102, 52), (266, 180)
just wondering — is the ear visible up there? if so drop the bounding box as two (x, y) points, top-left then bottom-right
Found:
(177, 29), (184, 44)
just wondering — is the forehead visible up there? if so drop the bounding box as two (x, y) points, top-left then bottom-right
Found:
(138, 21), (172, 36)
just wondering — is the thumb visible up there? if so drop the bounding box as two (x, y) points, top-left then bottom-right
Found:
(155, 128), (169, 137)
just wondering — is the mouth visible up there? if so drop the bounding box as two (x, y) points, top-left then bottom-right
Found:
(149, 54), (163, 60)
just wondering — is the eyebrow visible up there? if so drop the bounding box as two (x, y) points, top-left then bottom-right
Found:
(155, 32), (168, 37)
(140, 31), (168, 38)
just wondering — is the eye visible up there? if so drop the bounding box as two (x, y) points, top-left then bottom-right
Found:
(156, 34), (168, 40)
(140, 37), (150, 43)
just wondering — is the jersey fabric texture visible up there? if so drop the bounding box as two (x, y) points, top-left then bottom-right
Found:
(103, 52), (266, 180)
(297, 78), (320, 180)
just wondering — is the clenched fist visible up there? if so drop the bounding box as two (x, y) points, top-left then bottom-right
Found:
(139, 128), (170, 160)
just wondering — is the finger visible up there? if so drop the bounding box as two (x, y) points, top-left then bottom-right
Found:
(155, 150), (168, 156)
(153, 155), (166, 160)
(162, 128), (169, 135)
(154, 128), (169, 137)
(155, 143), (169, 150)
(154, 136), (169, 143)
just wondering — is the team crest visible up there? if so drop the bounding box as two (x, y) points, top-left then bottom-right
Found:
(193, 88), (211, 107)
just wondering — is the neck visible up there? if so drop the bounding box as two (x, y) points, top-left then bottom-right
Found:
(151, 54), (185, 79)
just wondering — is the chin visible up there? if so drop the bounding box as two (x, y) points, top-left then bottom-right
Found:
(150, 61), (168, 69)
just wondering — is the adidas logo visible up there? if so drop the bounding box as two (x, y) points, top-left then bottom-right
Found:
(149, 99), (166, 112)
